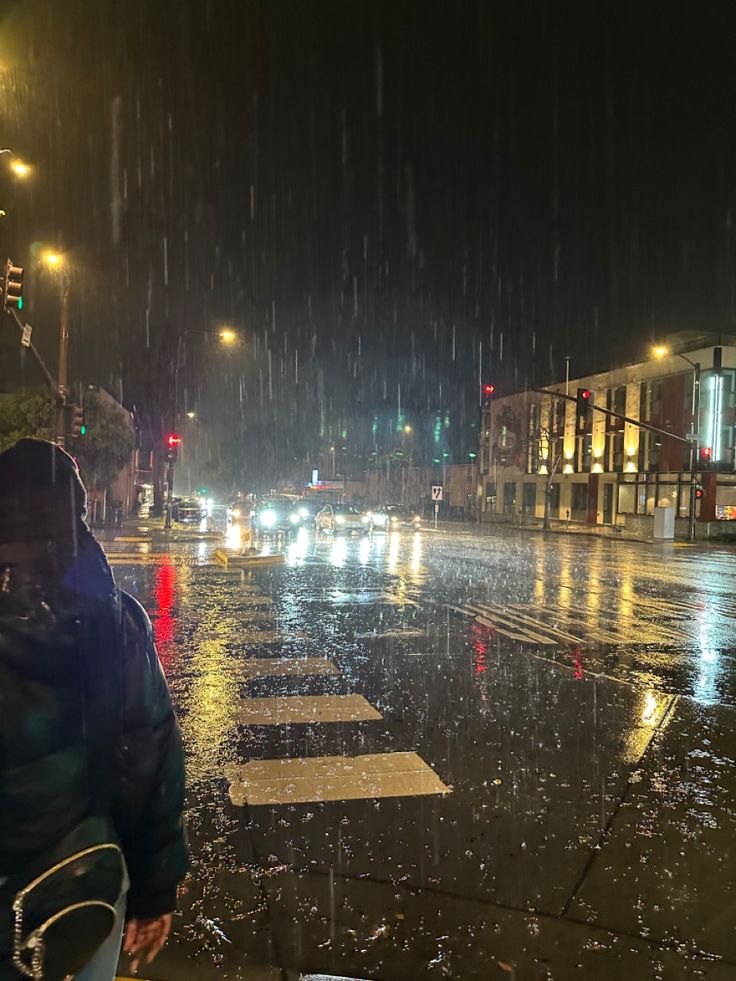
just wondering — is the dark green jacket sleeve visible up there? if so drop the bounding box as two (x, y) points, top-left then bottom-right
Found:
(114, 592), (188, 917)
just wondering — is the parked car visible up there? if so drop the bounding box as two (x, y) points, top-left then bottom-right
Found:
(370, 504), (422, 531)
(315, 503), (371, 534)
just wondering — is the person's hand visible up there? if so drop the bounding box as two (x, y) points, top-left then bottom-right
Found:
(123, 914), (172, 974)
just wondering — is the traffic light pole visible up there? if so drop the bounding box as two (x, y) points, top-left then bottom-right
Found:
(536, 386), (698, 536)
(54, 276), (71, 446)
(534, 389), (692, 446)
(686, 361), (701, 544)
(6, 308), (61, 404)
(164, 457), (174, 530)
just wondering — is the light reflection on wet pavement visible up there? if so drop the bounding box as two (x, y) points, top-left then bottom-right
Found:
(109, 527), (736, 979)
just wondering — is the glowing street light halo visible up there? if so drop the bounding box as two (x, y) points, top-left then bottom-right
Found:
(219, 327), (238, 345)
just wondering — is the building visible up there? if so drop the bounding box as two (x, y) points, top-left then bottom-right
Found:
(479, 334), (736, 537)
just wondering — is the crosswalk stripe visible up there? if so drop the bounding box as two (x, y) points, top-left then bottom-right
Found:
(225, 751), (450, 805)
(238, 630), (307, 646)
(473, 604), (583, 644)
(237, 694), (382, 725)
(475, 614), (554, 644)
(238, 657), (339, 679)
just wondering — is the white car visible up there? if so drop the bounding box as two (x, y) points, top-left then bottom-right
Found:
(315, 503), (371, 534)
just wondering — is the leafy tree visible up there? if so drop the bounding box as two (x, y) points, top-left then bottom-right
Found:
(74, 390), (136, 494)
(0, 390), (55, 452)
(0, 388), (136, 497)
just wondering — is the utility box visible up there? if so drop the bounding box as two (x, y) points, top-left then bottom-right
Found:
(653, 506), (675, 540)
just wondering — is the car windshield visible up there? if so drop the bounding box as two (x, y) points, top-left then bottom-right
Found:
(334, 504), (360, 514)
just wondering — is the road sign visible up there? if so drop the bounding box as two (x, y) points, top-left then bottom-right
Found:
(431, 485), (444, 501)
(20, 323), (32, 348)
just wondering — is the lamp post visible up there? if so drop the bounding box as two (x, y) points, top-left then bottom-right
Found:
(165, 326), (241, 529)
(653, 346), (700, 542)
(40, 251), (71, 445)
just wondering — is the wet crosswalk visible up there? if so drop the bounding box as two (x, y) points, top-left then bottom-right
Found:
(451, 591), (736, 648)
(217, 576), (451, 809)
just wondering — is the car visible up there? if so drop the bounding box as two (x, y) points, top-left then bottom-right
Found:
(370, 504), (422, 531)
(171, 497), (204, 523)
(288, 499), (323, 528)
(315, 503), (372, 534)
(253, 496), (294, 533)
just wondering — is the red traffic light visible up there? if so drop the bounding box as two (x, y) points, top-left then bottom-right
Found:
(166, 433), (182, 448)
(483, 384), (495, 396)
(580, 389), (590, 400)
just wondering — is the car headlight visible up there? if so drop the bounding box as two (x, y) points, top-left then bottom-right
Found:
(290, 513), (300, 524)
(391, 517), (399, 524)
(260, 511), (277, 528)
(375, 514), (388, 525)
(299, 507), (309, 519)
(413, 516), (421, 524)
(335, 515), (345, 525)
(231, 508), (241, 519)
(362, 515), (370, 523)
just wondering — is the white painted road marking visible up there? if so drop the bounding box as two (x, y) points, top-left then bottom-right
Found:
(238, 657), (340, 679)
(237, 694), (382, 725)
(226, 751), (450, 805)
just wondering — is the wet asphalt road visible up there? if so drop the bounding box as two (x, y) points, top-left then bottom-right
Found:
(107, 524), (736, 980)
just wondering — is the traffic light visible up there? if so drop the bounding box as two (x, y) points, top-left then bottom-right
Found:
(72, 404), (84, 437)
(3, 260), (24, 311)
(695, 484), (704, 500)
(575, 387), (591, 435)
(61, 403), (85, 437)
(165, 432), (182, 463)
(700, 446), (712, 465)
(481, 384), (495, 409)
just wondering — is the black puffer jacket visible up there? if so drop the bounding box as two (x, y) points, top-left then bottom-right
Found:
(0, 531), (188, 968)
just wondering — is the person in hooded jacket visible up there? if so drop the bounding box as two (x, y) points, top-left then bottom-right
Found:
(0, 439), (187, 980)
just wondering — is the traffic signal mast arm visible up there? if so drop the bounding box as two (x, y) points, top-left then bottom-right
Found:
(5, 306), (64, 406)
(534, 388), (691, 445)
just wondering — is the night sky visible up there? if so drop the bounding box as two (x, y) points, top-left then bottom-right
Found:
(0, 0), (734, 486)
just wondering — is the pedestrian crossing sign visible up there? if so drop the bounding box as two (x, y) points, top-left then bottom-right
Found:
(431, 485), (444, 501)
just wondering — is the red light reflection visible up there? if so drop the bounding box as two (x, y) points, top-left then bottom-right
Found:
(152, 558), (177, 673)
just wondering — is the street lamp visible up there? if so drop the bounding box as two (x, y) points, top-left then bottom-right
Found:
(652, 344), (701, 542)
(9, 159), (31, 179)
(219, 327), (238, 345)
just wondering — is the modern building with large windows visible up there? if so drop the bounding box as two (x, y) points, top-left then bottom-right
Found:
(479, 333), (736, 536)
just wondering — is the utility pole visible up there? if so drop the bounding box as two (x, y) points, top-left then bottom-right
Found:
(687, 362), (701, 544)
(54, 275), (70, 446)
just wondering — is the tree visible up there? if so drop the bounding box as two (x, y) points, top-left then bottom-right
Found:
(74, 390), (136, 495)
(0, 390), (55, 452)
(495, 394), (565, 529)
(527, 394), (566, 530)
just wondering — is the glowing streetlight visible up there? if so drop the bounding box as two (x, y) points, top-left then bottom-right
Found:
(219, 327), (238, 345)
(403, 424), (413, 434)
(42, 250), (65, 269)
(186, 411), (196, 420)
(9, 159), (30, 179)
(652, 344), (670, 360)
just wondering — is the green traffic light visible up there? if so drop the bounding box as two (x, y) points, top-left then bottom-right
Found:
(17, 296), (23, 310)
(80, 423), (87, 436)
